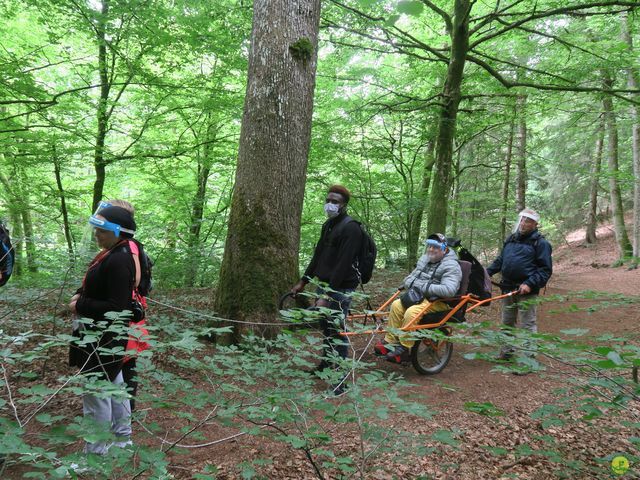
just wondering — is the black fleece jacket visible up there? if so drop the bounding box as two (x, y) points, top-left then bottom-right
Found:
(303, 213), (362, 290)
(69, 242), (135, 382)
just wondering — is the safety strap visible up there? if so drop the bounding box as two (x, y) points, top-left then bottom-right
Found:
(128, 240), (142, 290)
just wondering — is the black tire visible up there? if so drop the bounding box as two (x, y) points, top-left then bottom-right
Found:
(410, 327), (453, 375)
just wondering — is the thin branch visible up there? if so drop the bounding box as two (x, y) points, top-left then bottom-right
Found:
(1, 364), (22, 427)
(471, 1), (639, 49)
(469, 48), (575, 83)
(466, 53), (640, 104)
(421, 0), (453, 32)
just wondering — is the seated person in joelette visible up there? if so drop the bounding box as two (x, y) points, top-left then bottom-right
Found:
(376, 233), (462, 363)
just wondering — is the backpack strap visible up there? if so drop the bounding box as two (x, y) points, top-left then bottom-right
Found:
(329, 215), (354, 238)
(128, 240), (142, 290)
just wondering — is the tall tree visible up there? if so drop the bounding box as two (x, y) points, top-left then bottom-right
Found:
(515, 95), (527, 212)
(500, 119), (515, 243)
(602, 71), (633, 260)
(585, 119), (605, 245)
(426, 0), (470, 234)
(621, 11), (640, 260)
(52, 145), (74, 258)
(215, 0), (322, 341)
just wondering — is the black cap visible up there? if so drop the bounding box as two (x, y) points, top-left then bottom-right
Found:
(427, 233), (447, 246)
(99, 205), (136, 238)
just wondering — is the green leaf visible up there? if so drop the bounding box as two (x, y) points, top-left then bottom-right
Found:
(481, 445), (509, 456)
(594, 346), (613, 355)
(431, 429), (460, 447)
(385, 14), (401, 26)
(464, 401), (505, 417)
(397, 0), (424, 16)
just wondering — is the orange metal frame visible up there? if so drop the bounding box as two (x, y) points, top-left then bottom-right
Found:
(341, 290), (517, 337)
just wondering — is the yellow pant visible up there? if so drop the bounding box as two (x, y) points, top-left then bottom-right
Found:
(384, 298), (451, 348)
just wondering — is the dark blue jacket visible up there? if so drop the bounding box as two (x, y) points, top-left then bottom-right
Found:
(487, 230), (552, 294)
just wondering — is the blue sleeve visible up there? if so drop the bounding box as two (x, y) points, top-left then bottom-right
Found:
(523, 240), (553, 290)
(486, 250), (503, 277)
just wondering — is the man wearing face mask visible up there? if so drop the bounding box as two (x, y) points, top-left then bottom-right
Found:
(487, 208), (552, 363)
(374, 233), (462, 363)
(291, 185), (363, 378)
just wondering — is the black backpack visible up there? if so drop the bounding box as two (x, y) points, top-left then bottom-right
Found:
(335, 216), (377, 284)
(447, 238), (492, 302)
(355, 222), (377, 284)
(0, 222), (14, 287)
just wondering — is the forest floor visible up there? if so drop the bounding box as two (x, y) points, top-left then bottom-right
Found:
(1, 223), (639, 479)
(160, 224), (638, 480)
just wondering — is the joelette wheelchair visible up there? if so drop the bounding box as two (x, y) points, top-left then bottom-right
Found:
(341, 261), (514, 375)
(279, 260), (515, 375)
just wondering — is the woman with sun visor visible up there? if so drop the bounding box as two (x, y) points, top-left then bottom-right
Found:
(68, 203), (138, 455)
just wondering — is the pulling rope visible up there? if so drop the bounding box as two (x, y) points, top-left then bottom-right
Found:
(147, 297), (305, 327)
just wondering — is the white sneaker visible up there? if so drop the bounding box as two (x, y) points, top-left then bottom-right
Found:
(111, 439), (133, 449)
(67, 461), (94, 476)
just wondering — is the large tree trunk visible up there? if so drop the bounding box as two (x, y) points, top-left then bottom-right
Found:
(215, 0), (321, 342)
(621, 12), (640, 259)
(91, 0), (111, 212)
(602, 72), (633, 260)
(426, 0), (470, 234)
(585, 119), (604, 245)
(500, 119), (514, 244)
(515, 95), (527, 213)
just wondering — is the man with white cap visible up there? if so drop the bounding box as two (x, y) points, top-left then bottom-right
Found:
(487, 208), (553, 362)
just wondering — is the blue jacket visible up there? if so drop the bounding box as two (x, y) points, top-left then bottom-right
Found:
(487, 230), (552, 294)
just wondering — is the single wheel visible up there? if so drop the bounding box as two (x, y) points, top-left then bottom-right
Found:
(410, 327), (453, 375)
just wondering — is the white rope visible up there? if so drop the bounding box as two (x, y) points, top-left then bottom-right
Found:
(147, 297), (294, 326)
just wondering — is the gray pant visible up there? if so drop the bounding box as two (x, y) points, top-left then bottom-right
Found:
(83, 371), (131, 455)
(501, 294), (537, 356)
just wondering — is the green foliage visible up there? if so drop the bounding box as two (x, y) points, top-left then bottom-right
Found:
(396, 1), (424, 16)
(0, 302), (446, 478)
(1, 286), (639, 477)
(1, 0), (640, 475)
(463, 401), (505, 417)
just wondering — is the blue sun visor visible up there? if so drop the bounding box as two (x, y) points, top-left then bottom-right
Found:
(425, 239), (446, 251)
(89, 215), (135, 238)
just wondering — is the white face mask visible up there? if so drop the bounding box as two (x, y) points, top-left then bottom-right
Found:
(324, 202), (340, 218)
